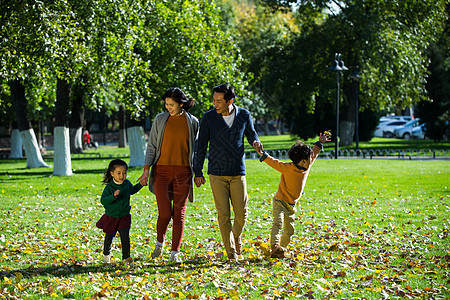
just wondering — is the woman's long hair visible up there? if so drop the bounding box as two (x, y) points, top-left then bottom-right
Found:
(162, 87), (195, 112)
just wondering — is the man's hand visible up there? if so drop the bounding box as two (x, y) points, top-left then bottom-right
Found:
(194, 176), (206, 187)
(253, 140), (264, 156)
(138, 169), (150, 186)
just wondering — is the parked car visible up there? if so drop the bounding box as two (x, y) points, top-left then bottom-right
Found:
(379, 115), (412, 124)
(374, 120), (408, 138)
(394, 119), (421, 139)
(411, 123), (426, 139)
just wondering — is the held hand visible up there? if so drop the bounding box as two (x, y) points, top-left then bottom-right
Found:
(138, 170), (149, 186)
(194, 176), (206, 187)
(256, 147), (264, 156)
(114, 190), (120, 198)
(253, 141), (264, 156)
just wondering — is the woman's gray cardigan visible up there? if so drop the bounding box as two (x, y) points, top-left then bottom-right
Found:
(144, 110), (199, 202)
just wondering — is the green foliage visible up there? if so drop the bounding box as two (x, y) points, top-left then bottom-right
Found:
(0, 0), (248, 122)
(416, 6), (450, 141)
(220, 0), (302, 120)
(124, 0), (247, 116)
(229, 0), (448, 140)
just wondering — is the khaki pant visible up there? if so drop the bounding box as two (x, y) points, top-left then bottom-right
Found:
(209, 175), (248, 257)
(271, 197), (296, 247)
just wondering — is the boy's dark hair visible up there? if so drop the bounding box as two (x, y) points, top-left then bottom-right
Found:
(102, 159), (128, 184)
(213, 83), (235, 101)
(288, 140), (312, 164)
(162, 87), (195, 111)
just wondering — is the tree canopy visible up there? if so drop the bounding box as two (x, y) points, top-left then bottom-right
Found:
(234, 0), (448, 140)
(0, 0), (247, 124)
(1, 0), (448, 143)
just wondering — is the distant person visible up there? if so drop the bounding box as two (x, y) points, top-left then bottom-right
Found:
(138, 87), (199, 263)
(193, 83), (263, 262)
(96, 159), (143, 265)
(256, 133), (330, 258)
(83, 130), (90, 149)
(83, 129), (98, 149)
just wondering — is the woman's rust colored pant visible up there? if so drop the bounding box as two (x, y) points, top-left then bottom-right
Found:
(153, 165), (192, 251)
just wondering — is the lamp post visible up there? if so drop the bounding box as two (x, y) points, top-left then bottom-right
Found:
(328, 53), (347, 159)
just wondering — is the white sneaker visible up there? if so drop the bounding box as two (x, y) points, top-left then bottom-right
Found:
(170, 252), (182, 263)
(103, 255), (111, 264)
(151, 244), (163, 259)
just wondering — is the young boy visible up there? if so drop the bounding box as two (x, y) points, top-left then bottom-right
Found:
(256, 133), (330, 258)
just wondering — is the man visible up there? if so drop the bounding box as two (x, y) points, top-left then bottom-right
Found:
(194, 83), (263, 262)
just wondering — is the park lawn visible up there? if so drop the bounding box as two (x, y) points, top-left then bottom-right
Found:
(253, 135), (450, 151)
(0, 155), (449, 299)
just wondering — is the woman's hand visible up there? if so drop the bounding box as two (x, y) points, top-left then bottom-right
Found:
(138, 169), (150, 186)
(194, 176), (206, 187)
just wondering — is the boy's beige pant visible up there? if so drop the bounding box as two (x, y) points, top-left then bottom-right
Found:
(271, 197), (296, 247)
(209, 174), (248, 258)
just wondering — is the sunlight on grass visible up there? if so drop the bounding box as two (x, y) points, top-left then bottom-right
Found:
(0, 151), (449, 299)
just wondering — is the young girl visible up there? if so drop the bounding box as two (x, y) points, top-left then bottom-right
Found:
(96, 159), (143, 265)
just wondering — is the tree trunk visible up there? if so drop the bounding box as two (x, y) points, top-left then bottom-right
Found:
(280, 119), (285, 134)
(53, 127), (72, 176)
(118, 104), (127, 148)
(69, 127), (83, 153)
(264, 118), (270, 136)
(69, 82), (85, 154)
(10, 127), (23, 159)
(340, 121), (355, 146)
(127, 126), (146, 167)
(9, 80), (49, 168)
(53, 77), (72, 176)
(340, 81), (357, 146)
(275, 119), (281, 135)
(127, 116), (146, 167)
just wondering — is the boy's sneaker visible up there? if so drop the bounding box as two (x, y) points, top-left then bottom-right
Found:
(228, 253), (239, 264)
(170, 252), (182, 264)
(151, 244), (163, 259)
(103, 255), (111, 264)
(271, 244), (285, 258)
(234, 235), (242, 255)
(123, 257), (134, 266)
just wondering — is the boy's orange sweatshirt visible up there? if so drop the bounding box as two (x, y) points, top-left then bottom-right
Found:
(261, 144), (321, 204)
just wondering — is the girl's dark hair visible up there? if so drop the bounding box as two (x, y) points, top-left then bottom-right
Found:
(102, 159), (128, 184)
(213, 83), (235, 101)
(162, 87), (195, 112)
(288, 140), (312, 164)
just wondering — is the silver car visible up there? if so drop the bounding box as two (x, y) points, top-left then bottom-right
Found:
(394, 119), (421, 139)
(411, 123), (426, 139)
(374, 120), (408, 138)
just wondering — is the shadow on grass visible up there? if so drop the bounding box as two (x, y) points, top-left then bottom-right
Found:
(0, 257), (267, 279)
(0, 165), (119, 177)
(0, 170), (54, 181)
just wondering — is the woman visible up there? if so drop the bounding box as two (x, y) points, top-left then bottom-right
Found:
(138, 87), (199, 263)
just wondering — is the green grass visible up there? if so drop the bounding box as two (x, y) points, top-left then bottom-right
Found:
(0, 146), (449, 299)
(40, 135), (450, 158)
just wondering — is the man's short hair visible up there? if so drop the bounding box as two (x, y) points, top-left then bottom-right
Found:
(288, 140), (312, 164)
(213, 84), (235, 101)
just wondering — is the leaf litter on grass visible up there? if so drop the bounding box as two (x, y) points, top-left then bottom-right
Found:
(0, 160), (449, 299)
